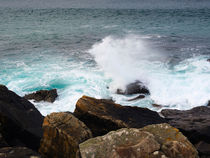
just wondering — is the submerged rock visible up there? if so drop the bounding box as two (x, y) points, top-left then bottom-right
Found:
(0, 85), (43, 150)
(127, 95), (145, 101)
(39, 112), (92, 158)
(0, 147), (41, 158)
(116, 80), (150, 95)
(74, 96), (166, 137)
(79, 123), (199, 158)
(161, 106), (210, 157)
(24, 89), (58, 103)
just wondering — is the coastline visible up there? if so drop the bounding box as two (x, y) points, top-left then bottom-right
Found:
(0, 85), (209, 157)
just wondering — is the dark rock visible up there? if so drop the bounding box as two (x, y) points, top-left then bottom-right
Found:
(152, 104), (162, 108)
(0, 85), (43, 150)
(195, 141), (210, 157)
(161, 106), (210, 157)
(24, 89), (58, 103)
(207, 59), (210, 62)
(116, 81), (150, 95)
(39, 112), (92, 158)
(127, 95), (145, 101)
(207, 101), (210, 106)
(74, 96), (166, 137)
(79, 123), (199, 158)
(0, 147), (41, 158)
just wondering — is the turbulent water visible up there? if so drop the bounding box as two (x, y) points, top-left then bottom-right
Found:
(0, 7), (210, 115)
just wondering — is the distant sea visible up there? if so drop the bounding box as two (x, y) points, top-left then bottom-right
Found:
(0, 5), (210, 115)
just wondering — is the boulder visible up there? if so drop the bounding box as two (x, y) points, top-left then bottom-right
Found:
(39, 112), (92, 158)
(74, 96), (166, 137)
(116, 80), (150, 95)
(24, 89), (58, 103)
(0, 85), (43, 150)
(0, 147), (41, 158)
(161, 106), (210, 157)
(79, 123), (199, 158)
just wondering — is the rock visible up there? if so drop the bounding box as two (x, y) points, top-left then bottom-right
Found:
(207, 59), (210, 62)
(39, 112), (92, 158)
(79, 123), (199, 158)
(161, 106), (210, 157)
(207, 101), (210, 106)
(152, 104), (162, 108)
(116, 80), (150, 95)
(74, 96), (166, 137)
(0, 147), (41, 158)
(24, 89), (58, 103)
(0, 85), (43, 150)
(127, 95), (145, 101)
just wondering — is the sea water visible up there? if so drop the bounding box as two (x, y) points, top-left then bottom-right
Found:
(0, 7), (210, 115)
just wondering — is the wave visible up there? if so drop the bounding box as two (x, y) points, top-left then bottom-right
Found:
(89, 35), (210, 109)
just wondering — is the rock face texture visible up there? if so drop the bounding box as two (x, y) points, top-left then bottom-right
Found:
(161, 106), (210, 157)
(0, 85), (43, 150)
(116, 81), (150, 95)
(24, 89), (58, 103)
(0, 147), (41, 158)
(74, 96), (166, 136)
(39, 112), (92, 158)
(79, 123), (199, 158)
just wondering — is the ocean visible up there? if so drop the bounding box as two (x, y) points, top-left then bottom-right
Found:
(0, 5), (210, 115)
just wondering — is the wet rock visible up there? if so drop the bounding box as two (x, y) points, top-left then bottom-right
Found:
(161, 106), (210, 157)
(74, 96), (166, 137)
(24, 89), (58, 103)
(127, 95), (145, 101)
(79, 123), (199, 158)
(39, 112), (92, 158)
(0, 147), (41, 158)
(152, 104), (162, 108)
(207, 59), (210, 62)
(116, 80), (150, 95)
(0, 85), (43, 150)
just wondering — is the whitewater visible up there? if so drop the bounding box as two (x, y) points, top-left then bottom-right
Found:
(0, 8), (210, 115)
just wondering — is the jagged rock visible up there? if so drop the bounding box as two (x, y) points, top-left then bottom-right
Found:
(39, 112), (92, 158)
(0, 85), (43, 150)
(74, 96), (166, 137)
(116, 80), (150, 95)
(79, 123), (199, 158)
(0, 147), (41, 158)
(161, 106), (210, 157)
(24, 89), (58, 103)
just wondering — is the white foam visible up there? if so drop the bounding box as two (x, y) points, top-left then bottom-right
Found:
(89, 35), (210, 110)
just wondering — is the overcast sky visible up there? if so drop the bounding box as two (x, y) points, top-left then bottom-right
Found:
(0, 0), (210, 9)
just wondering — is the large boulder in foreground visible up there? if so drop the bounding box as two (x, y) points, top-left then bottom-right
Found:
(0, 85), (43, 150)
(79, 123), (199, 158)
(0, 147), (41, 158)
(24, 89), (58, 103)
(161, 106), (210, 157)
(39, 112), (92, 158)
(74, 96), (166, 136)
(117, 81), (150, 95)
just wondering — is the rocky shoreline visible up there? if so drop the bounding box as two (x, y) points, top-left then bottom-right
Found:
(0, 85), (209, 158)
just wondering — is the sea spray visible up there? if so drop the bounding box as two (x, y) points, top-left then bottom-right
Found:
(89, 35), (210, 109)
(88, 35), (166, 92)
